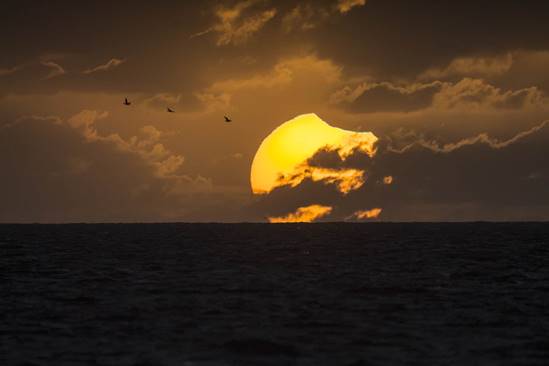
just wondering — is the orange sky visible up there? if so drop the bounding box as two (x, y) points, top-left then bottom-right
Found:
(1, 0), (549, 222)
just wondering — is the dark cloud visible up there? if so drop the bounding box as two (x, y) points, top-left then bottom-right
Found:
(0, 115), (253, 222)
(489, 51), (549, 93)
(254, 121), (549, 221)
(312, 0), (549, 79)
(3, 0), (549, 95)
(0, 116), (166, 222)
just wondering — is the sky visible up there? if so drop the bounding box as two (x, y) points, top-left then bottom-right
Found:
(1, 0), (549, 222)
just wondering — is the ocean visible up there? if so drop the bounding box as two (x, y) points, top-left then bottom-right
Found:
(2, 223), (549, 365)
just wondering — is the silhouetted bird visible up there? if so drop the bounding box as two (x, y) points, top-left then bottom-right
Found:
(224, 115), (232, 123)
(167, 107), (175, 113)
(123, 98), (131, 106)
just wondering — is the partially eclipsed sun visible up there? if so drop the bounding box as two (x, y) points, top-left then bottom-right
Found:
(250, 113), (378, 194)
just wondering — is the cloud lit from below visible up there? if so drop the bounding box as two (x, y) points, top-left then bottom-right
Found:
(348, 208), (382, 220)
(277, 166), (366, 195)
(268, 204), (332, 223)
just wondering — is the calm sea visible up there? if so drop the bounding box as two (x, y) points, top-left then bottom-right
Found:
(2, 223), (549, 365)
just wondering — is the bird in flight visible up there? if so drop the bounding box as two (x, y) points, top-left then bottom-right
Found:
(224, 115), (232, 123)
(167, 107), (175, 113)
(123, 98), (131, 106)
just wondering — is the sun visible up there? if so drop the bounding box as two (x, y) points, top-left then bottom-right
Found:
(250, 113), (378, 194)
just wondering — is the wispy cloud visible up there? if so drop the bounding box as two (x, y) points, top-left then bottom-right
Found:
(189, 28), (214, 39)
(336, 0), (367, 14)
(282, 4), (324, 33)
(0, 114), (62, 132)
(83, 58), (126, 74)
(332, 78), (545, 112)
(388, 120), (549, 154)
(420, 54), (513, 80)
(41, 61), (66, 80)
(191, 0), (276, 46)
(0, 64), (23, 76)
(282, 1), (364, 34)
(432, 78), (544, 110)
(144, 93), (182, 110)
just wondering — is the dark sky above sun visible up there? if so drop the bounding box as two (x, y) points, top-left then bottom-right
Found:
(1, 0), (549, 222)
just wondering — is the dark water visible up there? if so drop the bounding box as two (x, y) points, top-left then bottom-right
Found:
(2, 223), (549, 365)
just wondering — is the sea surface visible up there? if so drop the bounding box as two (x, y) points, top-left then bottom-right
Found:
(1, 223), (549, 365)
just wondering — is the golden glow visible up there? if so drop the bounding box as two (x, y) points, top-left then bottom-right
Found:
(251, 113), (377, 194)
(278, 167), (365, 194)
(350, 208), (382, 220)
(268, 204), (333, 223)
(383, 176), (393, 185)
